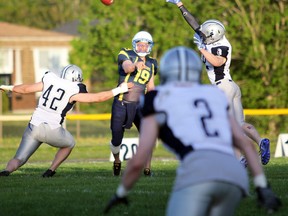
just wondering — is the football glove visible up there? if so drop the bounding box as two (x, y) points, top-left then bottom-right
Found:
(193, 33), (206, 50)
(112, 83), (129, 96)
(104, 194), (129, 214)
(166, 0), (181, 4)
(0, 85), (14, 92)
(255, 186), (281, 213)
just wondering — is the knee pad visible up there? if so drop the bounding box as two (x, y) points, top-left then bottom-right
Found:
(110, 142), (120, 154)
(111, 130), (124, 147)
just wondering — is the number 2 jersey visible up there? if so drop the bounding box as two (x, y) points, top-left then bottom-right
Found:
(30, 72), (87, 129)
(116, 48), (157, 102)
(141, 82), (249, 195)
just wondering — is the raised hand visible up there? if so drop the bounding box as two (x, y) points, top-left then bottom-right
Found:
(193, 33), (206, 50)
(166, 0), (181, 4)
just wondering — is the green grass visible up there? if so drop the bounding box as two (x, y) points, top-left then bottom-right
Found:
(0, 121), (287, 216)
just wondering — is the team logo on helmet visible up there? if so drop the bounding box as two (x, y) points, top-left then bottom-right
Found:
(201, 19), (226, 45)
(60, 64), (83, 82)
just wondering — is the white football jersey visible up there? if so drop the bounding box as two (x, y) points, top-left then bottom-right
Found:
(141, 82), (234, 159)
(30, 72), (87, 129)
(141, 82), (249, 195)
(203, 36), (232, 84)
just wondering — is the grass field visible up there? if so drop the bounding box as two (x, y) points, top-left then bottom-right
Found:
(0, 121), (287, 216)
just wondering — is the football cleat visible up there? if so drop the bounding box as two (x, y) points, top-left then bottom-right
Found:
(0, 170), (10, 176)
(42, 169), (56, 178)
(113, 162), (121, 176)
(260, 138), (270, 165)
(239, 156), (248, 168)
(143, 168), (152, 176)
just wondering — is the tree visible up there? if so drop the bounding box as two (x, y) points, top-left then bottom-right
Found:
(0, 0), (91, 29)
(70, 0), (287, 133)
(0, 0), (287, 129)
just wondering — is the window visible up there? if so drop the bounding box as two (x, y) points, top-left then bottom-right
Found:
(33, 47), (70, 82)
(0, 49), (13, 74)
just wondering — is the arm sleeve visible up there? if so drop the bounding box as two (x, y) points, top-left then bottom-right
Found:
(78, 83), (88, 93)
(118, 48), (130, 65)
(178, 5), (206, 38)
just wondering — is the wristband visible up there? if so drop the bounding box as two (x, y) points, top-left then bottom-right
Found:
(0, 85), (14, 91)
(253, 174), (267, 188)
(112, 87), (121, 96)
(116, 184), (129, 198)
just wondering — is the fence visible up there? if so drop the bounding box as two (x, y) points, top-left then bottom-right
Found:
(0, 109), (288, 139)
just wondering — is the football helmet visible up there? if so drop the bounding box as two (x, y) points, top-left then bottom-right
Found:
(200, 19), (225, 45)
(132, 31), (154, 57)
(159, 46), (202, 84)
(60, 64), (83, 82)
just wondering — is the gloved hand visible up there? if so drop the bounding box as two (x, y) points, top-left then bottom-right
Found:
(112, 82), (133, 96)
(255, 186), (281, 213)
(193, 33), (206, 50)
(103, 194), (129, 214)
(0, 85), (14, 92)
(166, 0), (181, 4)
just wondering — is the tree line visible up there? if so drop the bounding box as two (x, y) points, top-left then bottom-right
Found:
(0, 0), (287, 133)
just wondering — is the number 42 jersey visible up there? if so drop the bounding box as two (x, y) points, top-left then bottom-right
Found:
(30, 72), (87, 129)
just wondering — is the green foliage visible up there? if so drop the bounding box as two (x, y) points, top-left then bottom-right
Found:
(69, 0), (287, 111)
(0, 0), (91, 29)
(0, 0), (287, 126)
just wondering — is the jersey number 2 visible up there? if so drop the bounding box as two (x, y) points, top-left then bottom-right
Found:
(194, 99), (219, 137)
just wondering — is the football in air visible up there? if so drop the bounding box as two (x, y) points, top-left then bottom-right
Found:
(101, 0), (114, 6)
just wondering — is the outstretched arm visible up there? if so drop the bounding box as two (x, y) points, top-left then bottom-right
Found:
(230, 115), (281, 213)
(167, 0), (204, 37)
(70, 82), (133, 103)
(0, 82), (43, 94)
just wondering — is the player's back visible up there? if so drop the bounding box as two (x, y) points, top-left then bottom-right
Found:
(154, 83), (248, 194)
(30, 72), (85, 129)
(154, 82), (233, 156)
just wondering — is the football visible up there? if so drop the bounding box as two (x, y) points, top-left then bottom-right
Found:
(101, 0), (114, 6)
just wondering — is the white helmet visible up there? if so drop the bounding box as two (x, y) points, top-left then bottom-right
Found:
(132, 31), (154, 57)
(60, 64), (83, 82)
(201, 19), (225, 45)
(159, 46), (202, 84)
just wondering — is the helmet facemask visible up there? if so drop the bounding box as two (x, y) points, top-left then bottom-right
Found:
(201, 19), (226, 45)
(132, 31), (154, 57)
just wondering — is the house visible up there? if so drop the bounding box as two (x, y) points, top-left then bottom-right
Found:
(0, 21), (75, 112)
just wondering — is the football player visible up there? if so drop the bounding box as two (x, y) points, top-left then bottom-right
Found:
(104, 46), (281, 215)
(0, 64), (131, 177)
(109, 31), (158, 176)
(166, 0), (270, 166)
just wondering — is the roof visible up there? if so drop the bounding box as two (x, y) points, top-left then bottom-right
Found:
(54, 19), (99, 36)
(0, 21), (75, 41)
(54, 20), (81, 36)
